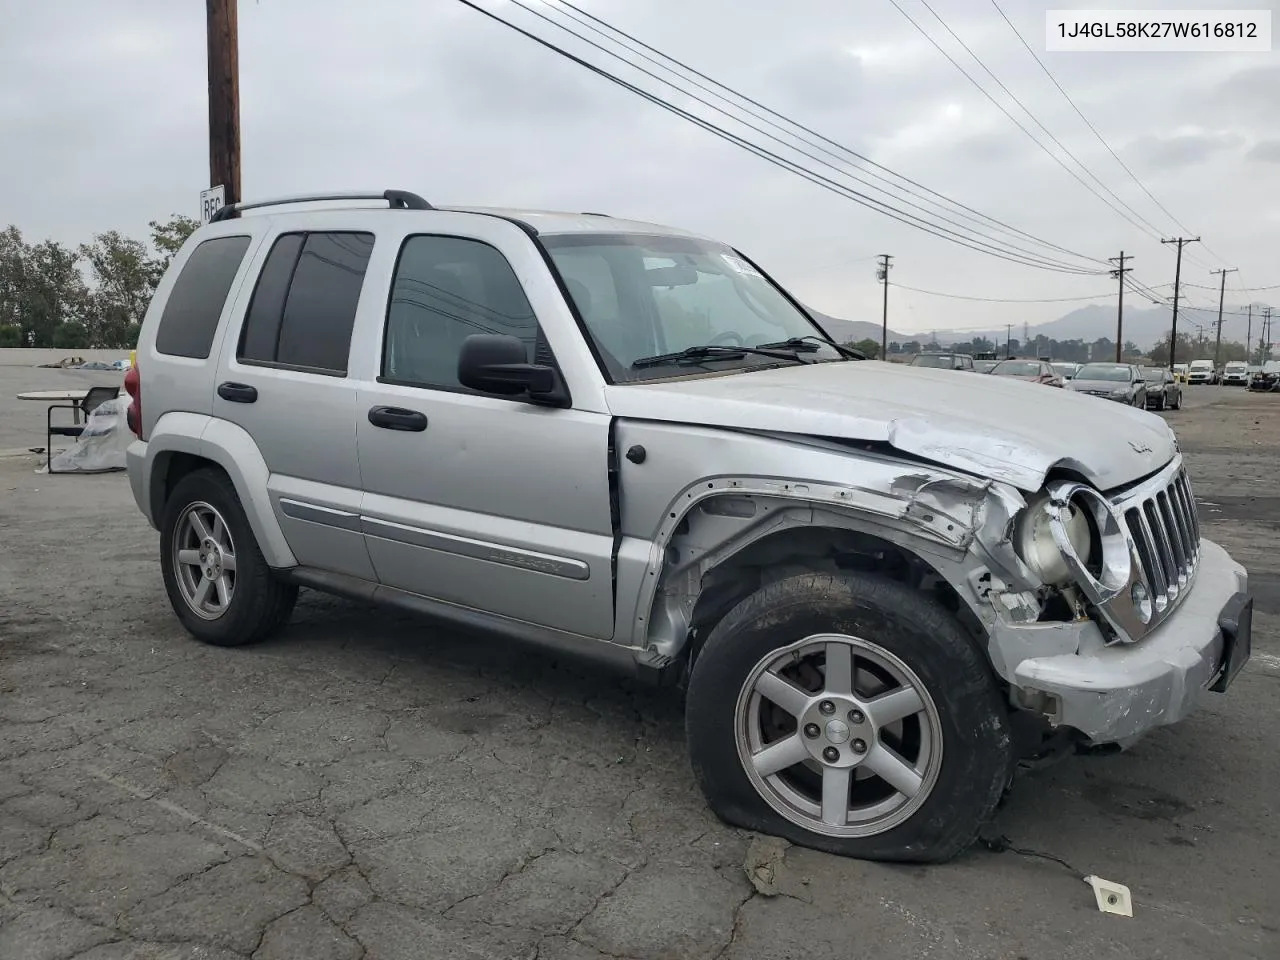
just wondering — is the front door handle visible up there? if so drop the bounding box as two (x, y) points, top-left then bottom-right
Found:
(217, 381), (258, 403)
(368, 406), (428, 432)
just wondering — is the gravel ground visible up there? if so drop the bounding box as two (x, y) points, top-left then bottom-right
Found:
(1, 382), (1277, 960)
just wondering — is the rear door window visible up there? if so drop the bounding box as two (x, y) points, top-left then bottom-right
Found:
(237, 231), (374, 375)
(155, 235), (252, 358)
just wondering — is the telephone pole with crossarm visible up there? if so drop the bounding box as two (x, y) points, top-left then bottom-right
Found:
(207, 0), (241, 208)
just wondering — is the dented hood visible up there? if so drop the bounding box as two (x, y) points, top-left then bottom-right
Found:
(603, 360), (1177, 492)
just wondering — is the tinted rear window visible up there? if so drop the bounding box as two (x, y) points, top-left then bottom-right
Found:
(155, 235), (252, 358)
(236, 231), (374, 375)
(277, 233), (374, 373)
(239, 234), (304, 364)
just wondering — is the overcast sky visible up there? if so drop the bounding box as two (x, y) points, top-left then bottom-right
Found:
(2, 0), (1277, 335)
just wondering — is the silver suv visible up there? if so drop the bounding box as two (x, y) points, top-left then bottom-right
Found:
(124, 190), (1252, 863)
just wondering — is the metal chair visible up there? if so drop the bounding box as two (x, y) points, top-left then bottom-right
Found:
(46, 385), (120, 473)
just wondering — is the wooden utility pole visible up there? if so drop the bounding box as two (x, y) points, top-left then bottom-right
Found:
(1161, 237), (1200, 369)
(207, 0), (241, 206)
(1246, 304), (1253, 364)
(876, 254), (893, 360)
(1004, 323), (1012, 358)
(1109, 251), (1131, 361)
(1210, 267), (1237, 369)
(1264, 306), (1273, 364)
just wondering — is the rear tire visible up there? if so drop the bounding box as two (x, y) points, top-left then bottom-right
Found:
(159, 468), (298, 647)
(685, 571), (1012, 863)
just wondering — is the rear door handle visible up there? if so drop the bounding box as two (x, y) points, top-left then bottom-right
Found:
(217, 381), (258, 404)
(368, 406), (428, 432)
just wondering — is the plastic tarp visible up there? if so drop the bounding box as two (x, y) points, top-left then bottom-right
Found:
(43, 396), (130, 474)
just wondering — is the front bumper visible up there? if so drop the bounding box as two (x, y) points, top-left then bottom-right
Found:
(995, 539), (1250, 744)
(1070, 390), (1134, 403)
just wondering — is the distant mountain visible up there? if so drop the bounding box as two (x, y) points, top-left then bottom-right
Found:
(804, 305), (906, 344)
(928, 302), (1256, 351)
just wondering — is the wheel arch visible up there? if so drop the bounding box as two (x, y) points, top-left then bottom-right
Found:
(629, 476), (1022, 676)
(146, 413), (297, 569)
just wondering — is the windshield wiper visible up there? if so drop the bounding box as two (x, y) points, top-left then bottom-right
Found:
(754, 336), (865, 360)
(631, 344), (811, 369)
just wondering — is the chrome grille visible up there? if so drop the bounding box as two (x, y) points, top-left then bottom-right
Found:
(1119, 467), (1200, 615)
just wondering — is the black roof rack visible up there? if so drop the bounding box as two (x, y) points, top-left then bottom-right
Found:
(209, 189), (432, 223)
(580, 211), (611, 217)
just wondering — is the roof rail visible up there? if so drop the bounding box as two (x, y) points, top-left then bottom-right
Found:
(580, 211), (610, 217)
(209, 189), (432, 223)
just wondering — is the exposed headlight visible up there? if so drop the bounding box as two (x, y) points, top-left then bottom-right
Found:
(1015, 495), (1092, 585)
(1110, 388), (1128, 396)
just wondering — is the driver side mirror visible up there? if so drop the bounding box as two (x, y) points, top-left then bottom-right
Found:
(457, 334), (570, 407)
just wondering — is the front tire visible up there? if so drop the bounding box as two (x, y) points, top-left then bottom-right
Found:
(160, 468), (298, 647)
(685, 572), (1012, 863)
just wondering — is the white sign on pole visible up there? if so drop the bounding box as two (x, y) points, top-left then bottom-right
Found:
(200, 185), (227, 224)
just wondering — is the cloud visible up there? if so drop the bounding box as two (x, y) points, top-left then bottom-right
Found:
(2, 0), (1278, 338)
(1247, 140), (1280, 164)
(1124, 130), (1247, 171)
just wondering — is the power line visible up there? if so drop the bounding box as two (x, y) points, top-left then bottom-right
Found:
(988, 0), (1226, 269)
(891, 0), (1167, 243)
(890, 282), (1114, 303)
(498, 0), (1105, 273)
(457, 0), (1106, 274)
(499, 1), (1091, 272)
(543, 0), (1108, 269)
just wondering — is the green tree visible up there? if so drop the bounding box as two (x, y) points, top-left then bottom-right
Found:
(148, 214), (200, 284)
(1148, 333), (1196, 366)
(51, 321), (90, 349)
(0, 323), (21, 347)
(851, 338), (880, 359)
(80, 231), (153, 347)
(0, 228), (88, 347)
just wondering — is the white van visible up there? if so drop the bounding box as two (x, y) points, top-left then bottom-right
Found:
(1222, 361), (1249, 386)
(1187, 359), (1215, 384)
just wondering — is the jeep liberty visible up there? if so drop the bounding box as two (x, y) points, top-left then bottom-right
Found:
(123, 190), (1252, 862)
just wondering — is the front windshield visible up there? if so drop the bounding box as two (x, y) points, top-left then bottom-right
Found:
(1138, 367), (1163, 381)
(911, 355), (957, 369)
(1051, 363), (1075, 378)
(1076, 364), (1132, 383)
(543, 233), (844, 381)
(992, 360), (1042, 376)
(974, 360), (998, 373)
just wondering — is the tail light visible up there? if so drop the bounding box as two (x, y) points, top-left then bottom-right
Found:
(123, 363), (142, 439)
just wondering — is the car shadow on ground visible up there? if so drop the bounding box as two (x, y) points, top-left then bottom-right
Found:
(252, 588), (1240, 874)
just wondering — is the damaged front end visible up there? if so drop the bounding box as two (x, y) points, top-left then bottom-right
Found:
(633, 431), (1249, 758)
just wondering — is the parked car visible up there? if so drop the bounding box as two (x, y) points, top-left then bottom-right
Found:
(1172, 363), (1189, 384)
(1067, 363), (1147, 406)
(989, 358), (1064, 387)
(1249, 362), (1280, 392)
(1138, 366), (1182, 411)
(910, 352), (975, 371)
(1221, 361), (1250, 386)
(1050, 362), (1080, 381)
(123, 189), (1252, 864)
(1187, 359), (1216, 384)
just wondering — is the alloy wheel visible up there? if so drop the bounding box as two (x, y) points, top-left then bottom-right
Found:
(735, 634), (944, 838)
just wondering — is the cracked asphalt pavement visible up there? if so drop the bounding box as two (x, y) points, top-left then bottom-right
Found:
(1, 375), (1277, 959)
